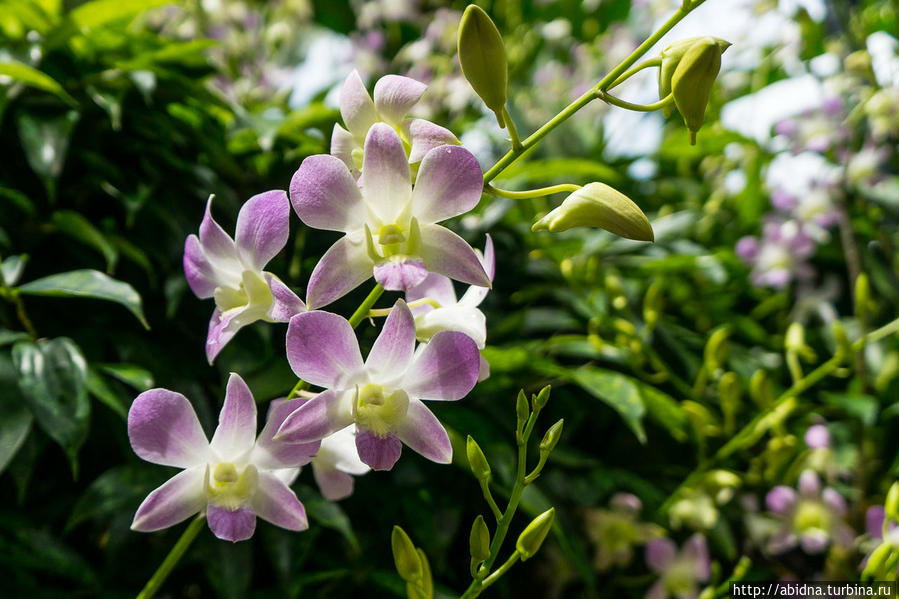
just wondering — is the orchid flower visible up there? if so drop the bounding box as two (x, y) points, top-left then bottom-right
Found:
(764, 470), (854, 554)
(585, 493), (663, 572)
(276, 299), (480, 471)
(331, 70), (459, 178)
(645, 535), (710, 599)
(128, 374), (319, 542)
(183, 192), (305, 362)
(735, 218), (815, 289)
(290, 123), (490, 308)
(310, 424), (371, 501)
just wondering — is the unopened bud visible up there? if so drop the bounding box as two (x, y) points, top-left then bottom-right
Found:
(516, 508), (555, 560)
(785, 322), (816, 361)
(466, 436), (491, 481)
(855, 273), (874, 319)
(516, 390), (529, 435)
(391, 526), (422, 582)
(863, 543), (892, 579)
(704, 327), (729, 373)
(539, 419), (564, 455)
(749, 370), (773, 408)
(469, 515), (491, 562)
(531, 183), (654, 241)
(458, 5), (508, 126)
(533, 385), (552, 410)
(886, 482), (899, 521)
(665, 37), (731, 144)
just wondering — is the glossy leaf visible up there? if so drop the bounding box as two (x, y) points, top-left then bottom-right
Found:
(50, 211), (118, 272)
(0, 61), (76, 105)
(0, 353), (33, 474)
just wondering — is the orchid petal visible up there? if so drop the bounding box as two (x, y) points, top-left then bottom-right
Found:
(128, 390), (210, 468)
(207, 504), (256, 542)
(312, 465), (356, 501)
(355, 430), (402, 471)
(765, 486), (797, 515)
(289, 154), (366, 233)
(402, 330), (480, 400)
(205, 308), (241, 364)
(413, 305), (486, 347)
(235, 190), (290, 271)
(209, 374), (257, 460)
(411, 145), (483, 224)
(183, 235), (217, 299)
(799, 530), (829, 554)
(767, 527), (798, 554)
(683, 534), (710, 580)
(199, 196), (239, 271)
(276, 389), (352, 444)
(646, 580), (666, 599)
(822, 488), (847, 516)
(405, 119), (460, 163)
(253, 399), (320, 469)
(366, 299), (416, 377)
(418, 224), (491, 287)
(361, 124), (412, 224)
(477, 353), (490, 382)
(131, 467), (206, 532)
(395, 400), (451, 464)
(286, 311), (364, 387)
(264, 274), (306, 322)
(645, 538), (676, 572)
(373, 75), (426, 126)
(252, 471), (308, 531)
(798, 470), (821, 498)
(373, 259), (428, 291)
(339, 70), (378, 139)
(406, 272), (457, 307)
(330, 123), (358, 174)
(319, 426), (370, 475)
(458, 235), (495, 308)
(306, 233), (373, 309)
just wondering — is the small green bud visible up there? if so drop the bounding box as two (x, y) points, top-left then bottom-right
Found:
(664, 37), (731, 144)
(516, 507), (555, 560)
(533, 385), (552, 410)
(863, 543), (892, 579)
(539, 419), (564, 455)
(531, 182), (654, 241)
(466, 436), (491, 481)
(413, 548), (434, 599)
(832, 320), (852, 358)
(469, 515), (491, 562)
(516, 390), (529, 435)
(855, 273), (874, 319)
(458, 4), (508, 126)
(391, 526), (422, 582)
(703, 326), (729, 373)
(886, 482), (899, 521)
(749, 370), (773, 408)
(785, 322), (816, 361)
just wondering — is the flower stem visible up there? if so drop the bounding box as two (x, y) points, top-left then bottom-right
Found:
(479, 478), (503, 523)
(485, 183), (581, 200)
(348, 284), (385, 328)
(502, 105), (523, 152)
(477, 551), (521, 591)
(598, 91), (674, 112)
(605, 57), (663, 91)
(137, 514), (206, 599)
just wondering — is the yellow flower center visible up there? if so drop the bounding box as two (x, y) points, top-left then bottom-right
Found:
(207, 462), (258, 509)
(355, 383), (409, 437)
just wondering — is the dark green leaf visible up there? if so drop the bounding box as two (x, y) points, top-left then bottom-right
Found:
(98, 362), (153, 391)
(50, 211), (118, 272)
(66, 466), (157, 530)
(16, 110), (79, 193)
(0, 353), (33, 474)
(297, 485), (359, 552)
(1, 254), (27, 285)
(567, 366), (647, 443)
(85, 367), (128, 418)
(0, 61), (77, 105)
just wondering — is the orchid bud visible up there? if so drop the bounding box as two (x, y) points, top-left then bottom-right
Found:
(863, 543), (892, 579)
(516, 390), (529, 436)
(749, 370), (773, 408)
(469, 515), (491, 562)
(664, 37), (731, 144)
(855, 273), (875, 320)
(531, 182), (654, 241)
(516, 508), (555, 560)
(533, 385), (552, 410)
(458, 4), (508, 126)
(886, 482), (899, 521)
(392, 526), (422, 582)
(703, 327), (729, 373)
(539, 419), (564, 455)
(466, 436), (491, 481)
(785, 322), (816, 361)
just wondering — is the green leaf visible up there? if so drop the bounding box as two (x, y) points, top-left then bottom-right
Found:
(0, 61), (77, 105)
(98, 362), (153, 391)
(12, 338), (90, 476)
(298, 485), (359, 552)
(16, 110), (79, 195)
(1, 254), (27, 285)
(636, 382), (688, 442)
(567, 366), (647, 443)
(0, 329), (31, 347)
(0, 353), (33, 474)
(69, 0), (171, 30)
(66, 466), (157, 530)
(85, 367), (127, 419)
(18, 269), (148, 328)
(50, 211), (118, 272)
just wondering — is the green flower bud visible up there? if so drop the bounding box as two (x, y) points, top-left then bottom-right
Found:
(466, 435), (491, 481)
(886, 482), (899, 521)
(703, 326), (729, 373)
(516, 390), (529, 435)
(749, 370), (773, 408)
(458, 4), (508, 126)
(539, 419), (564, 455)
(855, 273), (874, 319)
(531, 182), (654, 241)
(663, 37), (731, 144)
(533, 385), (552, 410)
(516, 507), (555, 560)
(863, 543), (892, 579)
(391, 526), (422, 582)
(469, 515), (491, 562)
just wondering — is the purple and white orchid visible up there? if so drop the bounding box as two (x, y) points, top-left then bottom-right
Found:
(128, 374), (318, 542)
(764, 470), (853, 554)
(276, 299), (480, 471)
(183, 192), (305, 362)
(735, 219), (816, 289)
(290, 123), (490, 308)
(330, 70), (459, 177)
(645, 534), (710, 599)
(310, 424), (371, 501)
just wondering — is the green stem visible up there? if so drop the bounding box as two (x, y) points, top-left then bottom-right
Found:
(477, 551), (521, 591)
(482, 3), (698, 185)
(137, 515), (206, 599)
(479, 478), (503, 523)
(348, 284), (385, 328)
(598, 91), (674, 112)
(606, 57), (663, 91)
(502, 105), (523, 152)
(485, 183), (581, 200)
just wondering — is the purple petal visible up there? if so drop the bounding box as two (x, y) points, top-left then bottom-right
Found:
(330, 124), (357, 174)
(766, 486), (797, 515)
(276, 390), (352, 444)
(252, 471), (308, 531)
(366, 300), (416, 376)
(264, 274), (306, 322)
(406, 119), (460, 163)
(683, 535), (710, 581)
(373, 75), (426, 126)
(822, 488), (847, 516)
(804, 424), (830, 449)
(131, 467), (206, 532)
(402, 330), (480, 400)
(355, 430), (403, 471)
(253, 399), (321, 469)
(313, 464), (356, 501)
(418, 224), (491, 287)
(611, 493), (642, 513)
(235, 190), (290, 270)
(361, 124), (412, 224)
(406, 272), (456, 307)
(411, 145), (483, 224)
(646, 580), (666, 599)
(395, 400), (452, 464)
(373, 259), (428, 291)
(798, 470), (821, 498)
(199, 196), (237, 264)
(289, 154), (366, 233)
(339, 70), (378, 139)
(286, 311), (364, 387)
(645, 538), (676, 572)
(128, 389), (210, 468)
(205, 308), (241, 364)
(734, 236), (759, 263)
(477, 353), (490, 382)
(306, 234), (374, 309)
(207, 504), (256, 542)
(867, 506), (886, 539)
(183, 235), (217, 299)
(767, 527), (798, 554)
(799, 530), (829, 554)
(209, 374), (257, 460)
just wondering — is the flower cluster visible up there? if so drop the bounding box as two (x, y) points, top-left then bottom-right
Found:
(132, 70), (493, 541)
